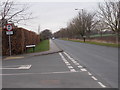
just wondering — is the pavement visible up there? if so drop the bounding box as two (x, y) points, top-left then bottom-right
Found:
(3, 39), (63, 60)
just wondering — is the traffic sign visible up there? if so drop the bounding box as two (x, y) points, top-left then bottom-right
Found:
(6, 31), (13, 35)
(6, 24), (12, 31)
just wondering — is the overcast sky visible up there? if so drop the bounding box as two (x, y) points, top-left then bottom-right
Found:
(1, 0), (106, 33)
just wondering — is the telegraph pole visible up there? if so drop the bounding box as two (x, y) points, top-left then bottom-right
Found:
(38, 25), (40, 34)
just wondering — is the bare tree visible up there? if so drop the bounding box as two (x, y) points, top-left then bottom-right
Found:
(0, 0), (33, 29)
(72, 10), (96, 40)
(97, 0), (119, 43)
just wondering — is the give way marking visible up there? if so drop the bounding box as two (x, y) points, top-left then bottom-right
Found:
(1, 65), (32, 70)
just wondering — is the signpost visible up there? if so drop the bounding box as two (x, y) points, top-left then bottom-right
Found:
(6, 24), (13, 56)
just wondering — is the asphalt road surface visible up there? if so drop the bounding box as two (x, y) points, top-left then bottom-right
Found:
(54, 39), (118, 88)
(3, 52), (111, 88)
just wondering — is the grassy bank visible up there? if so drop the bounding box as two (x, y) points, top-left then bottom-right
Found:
(27, 40), (49, 53)
(61, 38), (119, 47)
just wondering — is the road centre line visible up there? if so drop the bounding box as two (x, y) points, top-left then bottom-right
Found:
(91, 76), (98, 80)
(59, 53), (76, 72)
(63, 52), (80, 66)
(70, 69), (76, 72)
(81, 68), (87, 71)
(98, 82), (106, 88)
(78, 65), (83, 68)
(60, 52), (106, 88)
(88, 72), (92, 75)
(66, 63), (71, 66)
(68, 66), (74, 69)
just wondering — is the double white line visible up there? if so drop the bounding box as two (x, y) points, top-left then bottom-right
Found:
(59, 52), (76, 72)
(59, 52), (106, 88)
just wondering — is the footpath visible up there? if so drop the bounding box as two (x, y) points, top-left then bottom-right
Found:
(3, 39), (63, 60)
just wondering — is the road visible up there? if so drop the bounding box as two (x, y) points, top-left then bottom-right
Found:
(54, 39), (118, 88)
(2, 39), (118, 88)
(3, 52), (111, 88)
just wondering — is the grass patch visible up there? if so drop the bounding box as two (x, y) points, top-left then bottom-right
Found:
(27, 40), (49, 53)
(61, 38), (119, 47)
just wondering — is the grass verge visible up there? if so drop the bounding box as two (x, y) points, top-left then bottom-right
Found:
(61, 38), (119, 47)
(27, 40), (49, 53)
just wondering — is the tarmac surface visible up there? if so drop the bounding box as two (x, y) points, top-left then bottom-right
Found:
(2, 39), (112, 88)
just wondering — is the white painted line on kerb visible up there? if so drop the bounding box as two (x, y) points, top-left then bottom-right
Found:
(88, 72), (92, 75)
(98, 82), (106, 88)
(91, 76), (98, 80)
(81, 68), (87, 71)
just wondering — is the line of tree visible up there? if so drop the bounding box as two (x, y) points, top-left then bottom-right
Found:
(54, 1), (119, 43)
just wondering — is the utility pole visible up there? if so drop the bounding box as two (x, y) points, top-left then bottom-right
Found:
(38, 25), (40, 34)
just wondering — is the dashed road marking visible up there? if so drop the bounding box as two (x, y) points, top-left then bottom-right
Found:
(91, 76), (98, 80)
(64, 62), (69, 64)
(68, 66), (74, 69)
(78, 65), (83, 68)
(60, 52), (107, 88)
(98, 82), (106, 88)
(88, 72), (92, 75)
(74, 63), (80, 65)
(66, 63), (71, 65)
(81, 68), (87, 71)
(70, 69), (76, 72)
(59, 53), (76, 72)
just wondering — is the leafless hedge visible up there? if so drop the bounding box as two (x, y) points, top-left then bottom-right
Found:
(2, 27), (40, 56)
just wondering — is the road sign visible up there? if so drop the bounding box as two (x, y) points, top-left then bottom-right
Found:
(6, 24), (12, 31)
(6, 31), (13, 35)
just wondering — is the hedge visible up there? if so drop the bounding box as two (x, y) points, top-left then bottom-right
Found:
(2, 27), (40, 56)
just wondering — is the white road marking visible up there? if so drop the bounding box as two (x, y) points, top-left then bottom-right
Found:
(1, 71), (81, 76)
(65, 62), (69, 64)
(1, 65), (32, 70)
(88, 72), (92, 75)
(68, 66), (74, 69)
(18, 65), (32, 69)
(66, 63), (71, 65)
(59, 53), (76, 72)
(98, 82), (106, 88)
(74, 63), (80, 65)
(70, 69), (76, 72)
(78, 65), (83, 68)
(81, 68), (87, 71)
(91, 76), (98, 80)
(63, 52), (81, 67)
